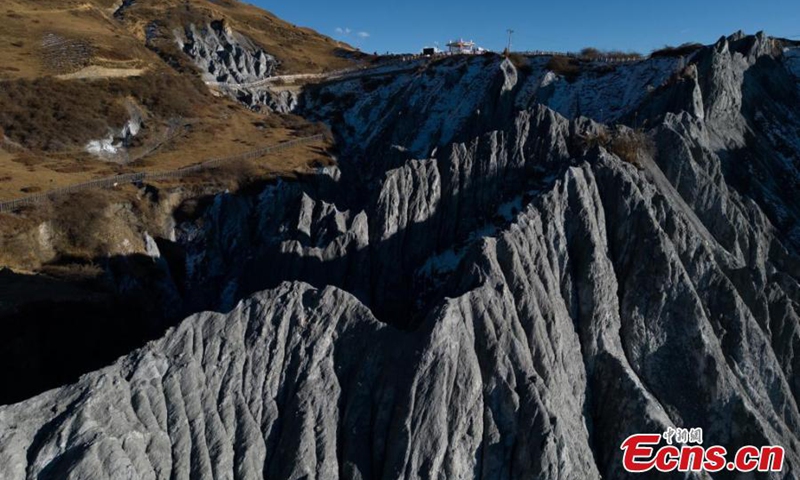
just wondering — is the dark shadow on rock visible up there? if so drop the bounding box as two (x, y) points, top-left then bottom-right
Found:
(0, 258), (180, 405)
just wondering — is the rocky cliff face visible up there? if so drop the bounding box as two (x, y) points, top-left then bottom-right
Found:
(177, 20), (296, 112)
(2, 32), (800, 479)
(179, 20), (278, 84)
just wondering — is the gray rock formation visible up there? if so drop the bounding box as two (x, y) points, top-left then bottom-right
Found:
(177, 20), (295, 112)
(233, 87), (298, 114)
(178, 20), (277, 84)
(2, 32), (800, 479)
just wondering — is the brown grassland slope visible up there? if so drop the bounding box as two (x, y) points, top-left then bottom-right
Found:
(0, 0), (351, 273)
(0, 0), (351, 201)
(0, 0), (356, 79)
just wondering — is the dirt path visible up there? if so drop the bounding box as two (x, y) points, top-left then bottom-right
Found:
(56, 65), (146, 80)
(205, 57), (423, 90)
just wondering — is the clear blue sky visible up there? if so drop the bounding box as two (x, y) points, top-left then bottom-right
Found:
(253, 0), (800, 54)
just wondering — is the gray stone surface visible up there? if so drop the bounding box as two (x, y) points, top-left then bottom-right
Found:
(178, 20), (277, 84)
(176, 20), (295, 112)
(2, 32), (800, 479)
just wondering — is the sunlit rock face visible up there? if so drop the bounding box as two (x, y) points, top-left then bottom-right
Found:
(2, 32), (800, 479)
(177, 20), (298, 112)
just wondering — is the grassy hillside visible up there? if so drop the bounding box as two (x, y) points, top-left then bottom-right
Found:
(0, 0), (356, 79)
(113, 0), (360, 75)
(0, 0), (352, 202)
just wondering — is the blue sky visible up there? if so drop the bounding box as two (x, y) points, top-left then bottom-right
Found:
(254, 0), (800, 54)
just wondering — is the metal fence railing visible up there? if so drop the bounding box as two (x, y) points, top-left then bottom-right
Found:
(518, 50), (643, 63)
(0, 134), (324, 214)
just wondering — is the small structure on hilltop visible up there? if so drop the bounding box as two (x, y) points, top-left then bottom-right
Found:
(447, 39), (478, 54)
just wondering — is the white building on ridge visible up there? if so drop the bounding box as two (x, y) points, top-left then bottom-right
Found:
(446, 39), (479, 54)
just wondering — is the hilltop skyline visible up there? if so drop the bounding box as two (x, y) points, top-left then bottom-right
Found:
(258, 0), (800, 54)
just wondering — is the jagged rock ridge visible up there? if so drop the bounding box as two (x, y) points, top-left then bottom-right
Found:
(1, 32), (800, 479)
(177, 20), (297, 112)
(179, 20), (277, 84)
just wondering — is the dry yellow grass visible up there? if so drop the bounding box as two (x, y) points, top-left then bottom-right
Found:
(0, 0), (348, 201)
(0, 149), (107, 201)
(1, 1), (159, 79)
(0, 0), (360, 79)
(113, 0), (362, 74)
(0, 0), (349, 277)
(0, 111), (331, 201)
